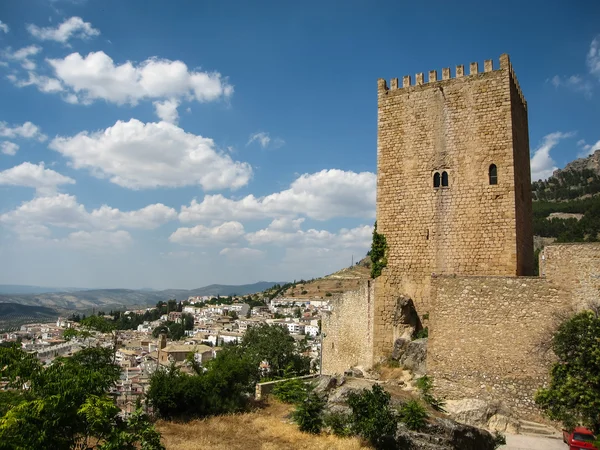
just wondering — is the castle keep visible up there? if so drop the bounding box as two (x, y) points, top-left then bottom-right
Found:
(322, 54), (600, 419)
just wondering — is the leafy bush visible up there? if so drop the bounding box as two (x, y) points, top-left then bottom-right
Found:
(398, 400), (428, 431)
(415, 375), (446, 412)
(272, 378), (309, 404)
(370, 221), (388, 278)
(325, 292), (332, 297)
(292, 391), (326, 434)
(347, 384), (398, 449)
(493, 430), (506, 448)
(0, 346), (163, 450)
(324, 411), (353, 437)
(148, 345), (257, 419)
(535, 310), (600, 432)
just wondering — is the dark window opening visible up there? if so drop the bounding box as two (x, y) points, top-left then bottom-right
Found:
(489, 164), (498, 185)
(441, 171), (449, 187)
(433, 172), (440, 188)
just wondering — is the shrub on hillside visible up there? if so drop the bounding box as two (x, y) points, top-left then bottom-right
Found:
(292, 391), (326, 434)
(398, 400), (428, 431)
(324, 411), (353, 437)
(415, 375), (446, 412)
(272, 378), (309, 404)
(347, 384), (398, 449)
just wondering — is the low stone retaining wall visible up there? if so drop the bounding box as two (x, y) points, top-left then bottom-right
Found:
(254, 375), (319, 399)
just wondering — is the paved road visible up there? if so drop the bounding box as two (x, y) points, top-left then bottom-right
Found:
(500, 434), (565, 450)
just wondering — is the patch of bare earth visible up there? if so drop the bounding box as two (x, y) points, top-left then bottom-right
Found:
(156, 401), (369, 450)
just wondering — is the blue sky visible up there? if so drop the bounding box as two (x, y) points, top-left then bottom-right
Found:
(0, 0), (598, 289)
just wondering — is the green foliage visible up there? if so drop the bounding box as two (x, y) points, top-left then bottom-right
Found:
(370, 221), (388, 279)
(241, 323), (310, 379)
(324, 411), (353, 437)
(415, 375), (446, 412)
(152, 321), (186, 341)
(148, 345), (257, 419)
(292, 391), (326, 434)
(272, 378), (310, 404)
(347, 384), (398, 449)
(81, 314), (115, 333)
(413, 327), (428, 340)
(532, 169), (600, 242)
(0, 346), (163, 450)
(492, 431), (507, 449)
(325, 292), (332, 297)
(398, 400), (428, 431)
(535, 310), (600, 432)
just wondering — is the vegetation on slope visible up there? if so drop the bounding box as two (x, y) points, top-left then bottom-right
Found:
(532, 166), (600, 242)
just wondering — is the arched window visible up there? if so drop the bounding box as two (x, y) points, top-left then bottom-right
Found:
(441, 171), (449, 187)
(489, 164), (498, 185)
(433, 172), (440, 188)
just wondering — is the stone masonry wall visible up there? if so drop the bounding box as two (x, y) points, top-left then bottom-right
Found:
(428, 275), (569, 419)
(541, 243), (600, 308)
(322, 281), (374, 375)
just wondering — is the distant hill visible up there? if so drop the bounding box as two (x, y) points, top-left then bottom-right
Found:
(0, 282), (285, 314)
(532, 149), (600, 242)
(0, 303), (58, 330)
(0, 285), (87, 295)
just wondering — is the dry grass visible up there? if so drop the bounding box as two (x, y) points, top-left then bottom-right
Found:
(156, 401), (370, 450)
(282, 258), (371, 300)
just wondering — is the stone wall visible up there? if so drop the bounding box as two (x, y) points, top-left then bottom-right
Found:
(541, 243), (600, 308)
(428, 275), (569, 418)
(321, 281), (374, 375)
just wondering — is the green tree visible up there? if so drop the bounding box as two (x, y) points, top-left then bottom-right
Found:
(0, 346), (163, 449)
(241, 323), (310, 379)
(535, 309), (600, 433)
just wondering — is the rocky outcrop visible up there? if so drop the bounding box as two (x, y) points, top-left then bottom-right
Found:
(556, 149), (600, 176)
(445, 398), (520, 434)
(315, 375), (497, 450)
(396, 418), (496, 450)
(392, 337), (428, 375)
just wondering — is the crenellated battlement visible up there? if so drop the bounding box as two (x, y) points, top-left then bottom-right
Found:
(378, 53), (527, 110)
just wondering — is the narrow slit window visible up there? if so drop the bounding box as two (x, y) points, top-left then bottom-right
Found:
(489, 164), (498, 185)
(433, 172), (440, 188)
(441, 171), (449, 187)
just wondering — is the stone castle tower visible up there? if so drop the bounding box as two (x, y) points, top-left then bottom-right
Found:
(377, 53), (533, 282)
(323, 54), (600, 420)
(373, 55), (534, 357)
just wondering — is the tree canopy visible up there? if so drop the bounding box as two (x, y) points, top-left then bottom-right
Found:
(0, 345), (163, 449)
(535, 309), (600, 433)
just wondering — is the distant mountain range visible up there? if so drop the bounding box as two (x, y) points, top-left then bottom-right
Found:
(0, 285), (88, 295)
(0, 282), (284, 316)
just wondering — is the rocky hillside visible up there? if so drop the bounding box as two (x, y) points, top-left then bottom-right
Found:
(278, 257), (371, 299)
(532, 149), (600, 242)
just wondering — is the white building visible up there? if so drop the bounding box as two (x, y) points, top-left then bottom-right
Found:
(305, 325), (319, 337)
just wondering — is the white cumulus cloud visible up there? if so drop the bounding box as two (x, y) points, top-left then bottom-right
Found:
(153, 98), (180, 124)
(3, 45), (42, 70)
(219, 247), (265, 260)
(550, 75), (593, 98)
(0, 193), (177, 240)
(49, 119), (252, 190)
(246, 220), (372, 249)
(169, 221), (245, 246)
(0, 20), (8, 34)
(0, 162), (75, 195)
(530, 132), (576, 181)
(179, 169), (376, 222)
(65, 230), (132, 250)
(0, 121), (47, 141)
(26, 16), (100, 44)
(0, 141), (19, 155)
(46, 51), (233, 106)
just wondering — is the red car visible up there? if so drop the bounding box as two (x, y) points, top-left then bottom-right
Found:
(563, 427), (598, 450)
